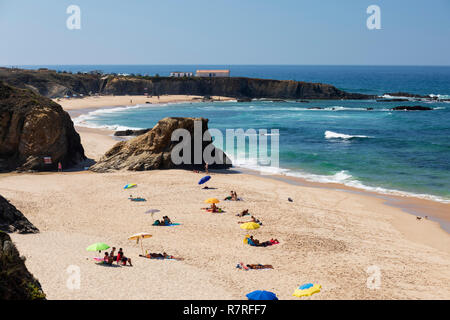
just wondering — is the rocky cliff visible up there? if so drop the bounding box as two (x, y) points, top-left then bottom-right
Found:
(0, 195), (38, 234)
(0, 231), (46, 300)
(0, 81), (86, 172)
(0, 67), (372, 100)
(90, 117), (231, 172)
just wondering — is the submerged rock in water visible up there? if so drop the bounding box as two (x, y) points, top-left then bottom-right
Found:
(0, 81), (86, 172)
(0, 195), (38, 234)
(391, 106), (433, 111)
(90, 117), (232, 172)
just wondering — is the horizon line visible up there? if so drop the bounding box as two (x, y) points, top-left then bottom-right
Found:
(3, 64), (450, 68)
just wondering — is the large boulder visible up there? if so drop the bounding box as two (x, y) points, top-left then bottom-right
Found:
(0, 81), (86, 171)
(90, 117), (232, 172)
(0, 231), (46, 300)
(0, 195), (38, 234)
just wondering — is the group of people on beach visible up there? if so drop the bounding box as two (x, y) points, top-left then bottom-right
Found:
(103, 247), (132, 266)
(153, 216), (172, 226)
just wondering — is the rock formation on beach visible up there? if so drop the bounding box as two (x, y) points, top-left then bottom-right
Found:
(0, 195), (38, 234)
(91, 117), (232, 172)
(0, 195), (44, 299)
(0, 231), (46, 300)
(0, 81), (86, 172)
(0, 67), (373, 100)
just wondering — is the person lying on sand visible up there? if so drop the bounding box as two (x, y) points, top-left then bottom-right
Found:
(236, 209), (250, 217)
(247, 264), (274, 269)
(139, 252), (184, 261)
(238, 216), (262, 225)
(153, 216), (173, 226)
(117, 248), (132, 266)
(247, 236), (279, 247)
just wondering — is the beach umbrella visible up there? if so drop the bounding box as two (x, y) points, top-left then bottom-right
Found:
(204, 198), (220, 204)
(145, 209), (160, 214)
(86, 242), (110, 252)
(124, 183), (137, 190)
(240, 222), (260, 230)
(293, 283), (322, 298)
(198, 175), (211, 185)
(246, 290), (278, 301)
(145, 209), (160, 220)
(128, 233), (152, 255)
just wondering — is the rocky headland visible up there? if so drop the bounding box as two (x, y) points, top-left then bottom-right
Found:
(0, 81), (86, 172)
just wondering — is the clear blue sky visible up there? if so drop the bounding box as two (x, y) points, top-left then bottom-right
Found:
(1, 0), (449, 65)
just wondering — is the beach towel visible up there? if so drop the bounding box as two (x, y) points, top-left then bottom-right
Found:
(129, 197), (146, 202)
(139, 254), (181, 260)
(152, 223), (181, 227)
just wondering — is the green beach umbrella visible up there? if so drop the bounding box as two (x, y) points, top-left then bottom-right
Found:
(86, 242), (110, 252)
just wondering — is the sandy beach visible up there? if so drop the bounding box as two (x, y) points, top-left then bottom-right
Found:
(1, 96), (449, 300)
(54, 95), (235, 111)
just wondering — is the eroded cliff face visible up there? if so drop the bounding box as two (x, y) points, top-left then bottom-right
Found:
(90, 117), (232, 172)
(0, 195), (44, 300)
(0, 232), (46, 300)
(0, 82), (86, 172)
(0, 67), (372, 100)
(0, 195), (38, 234)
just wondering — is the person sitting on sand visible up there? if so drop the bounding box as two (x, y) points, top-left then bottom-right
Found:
(232, 191), (238, 201)
(224, 191), (234, 201)
(162, 216), (172, 225)
(236, 209), (250, 217)
(117, 248), (132, 266)
(103, 252), (114, 265)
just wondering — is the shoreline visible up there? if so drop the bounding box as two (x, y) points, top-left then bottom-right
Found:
(65, 98), (450, 235)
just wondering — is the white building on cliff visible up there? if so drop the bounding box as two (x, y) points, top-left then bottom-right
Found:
(195, 69), (230, 78)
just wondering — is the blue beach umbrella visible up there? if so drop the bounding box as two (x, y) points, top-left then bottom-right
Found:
(198, 176), (211, 185)
(246, 290), (278, 301)
(124, 183), (137, 190)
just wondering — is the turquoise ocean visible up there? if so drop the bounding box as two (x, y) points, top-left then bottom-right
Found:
(22, 65), (450, 203)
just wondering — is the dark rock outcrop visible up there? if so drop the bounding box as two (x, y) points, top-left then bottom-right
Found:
(0, 231), (46, 300)
(114, 129), (151, 137)
(0, 67), (373, 100)
(384, 92), (428, 98)
(391, 106), (433, 111)
(91, 117), (232, 172)
(0, 82), (86, 172)
(237, 97), (252, 102)
(0, 195), (38, 234)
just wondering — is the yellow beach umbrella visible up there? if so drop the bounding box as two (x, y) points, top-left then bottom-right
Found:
(128, 233), (152, 255)
(204, 198), (220, 204)
(240, 222), (260, 230)
(293, 284), (322, 298)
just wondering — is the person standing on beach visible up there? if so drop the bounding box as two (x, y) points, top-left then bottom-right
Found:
(57, 162), (62, 172)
